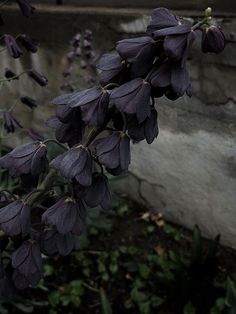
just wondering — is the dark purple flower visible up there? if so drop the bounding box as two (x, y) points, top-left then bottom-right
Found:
(153, 23), (195, 66)
(12, 240), (42, 289)
(95, 132), (130, 173)
(63, 66), (73, 77)
(28, 69), (48, 87)
(53, 87), (109, 126)
(42, 197), (86, 235)
(96, 52), (129, 85)
(149, 60), (192, 98)
(4, 35), (22, 59)
(0, 200), (30, 236)
(48, 103), (85, 146)
(128, 108), (159, 144)
(40, 228), (74, 256)
(0, 141), (47, 177)
(146, 7), (179, 35)
(18, 34), (38, 53)
(50, 145), (92, 186)
(84, 173), (111, 209)
(3, 111), (22, 133)
(83, 39), (91, 49)
(111, 78), (151, 123)
(75, 47), (82, 56)
(71, 33), (81, 47)
(116, 36), (157, 76)
(80, 90), (109, 126)
(16, 0), (35, 17)
(84, 29), (92, 40)
(4, 68), (18, 80)
(66, 51), (75, 62)
(201, 26), (225, 53)
(20, 96), (37, 109)
(116, 36), (155, 61)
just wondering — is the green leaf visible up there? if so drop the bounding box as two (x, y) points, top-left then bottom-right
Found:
(183, 302), (196, 314)
(70, 295), (81, 308)
(151, 296), (164, 308)
(210, 298), (226, 314)
(44, 264), (54, 277)
(147, 225), (155, 233)
(226, 277), (236, 310)
(117, 204), (129, 216)
(139, 264), (151, 279)
(13, 303), (34, 313)
(100, 288), (113, 314)
(139, 301), (151, 314)
(109, 263), (118, 274)
(48, 291), (61, 307)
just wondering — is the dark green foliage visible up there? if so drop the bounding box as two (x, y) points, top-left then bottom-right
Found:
(0, 199), (235, 313)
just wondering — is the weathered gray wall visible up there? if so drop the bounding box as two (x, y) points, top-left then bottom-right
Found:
(1, 6), (236, 247)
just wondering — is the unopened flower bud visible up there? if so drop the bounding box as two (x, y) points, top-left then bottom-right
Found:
(202, 25), (225, 53)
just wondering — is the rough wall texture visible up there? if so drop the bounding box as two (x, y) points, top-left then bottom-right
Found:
(113, 17), (236, 248)
(1, 7), (236, 247)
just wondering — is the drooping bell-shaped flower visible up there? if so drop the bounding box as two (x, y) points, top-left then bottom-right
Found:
(95, 132), (131, 174)
(50, 145), (92, 186)
(83, 173), (112, 209)
(0, 141), (47, 177)
(146, 7), (179, 35)
(42, 197), (86, 236)
(128, 108), (159, 144)
(149, 60), (192, 98)
(3, 112), (22, 133)
(111, 78), (151, 123)
(40, 228), (74, 256)
(153, 23), (195, 66)
(96, 52), (129, 85)
(116, 36), (157, 77)
(53, 87), (110, 127)
(0, 200), (30, 236)
(47, 111), (85, 148)
(12, 240), (42, 290)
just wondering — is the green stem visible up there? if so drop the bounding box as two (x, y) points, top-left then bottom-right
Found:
(192, 16), (211, 31)
(43, 139), (68, 151)
(26, 170), (58, 206)
(0, 69), (31, 83)
(84, 107), (116, 147)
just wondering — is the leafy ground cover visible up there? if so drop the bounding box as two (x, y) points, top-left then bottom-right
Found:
(1, 197), (236, 314)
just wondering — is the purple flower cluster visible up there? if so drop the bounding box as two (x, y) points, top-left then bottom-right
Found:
(61, 30), (97, 92)
(0, 7), (225, 293)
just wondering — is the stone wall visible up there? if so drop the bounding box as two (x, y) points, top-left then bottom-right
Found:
(1, 6), (236, 247)
(113, 17), (236, 248)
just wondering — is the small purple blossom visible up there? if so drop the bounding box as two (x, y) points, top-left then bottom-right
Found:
(3, 112), (22, 133)
(4, 35), (22, 59)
